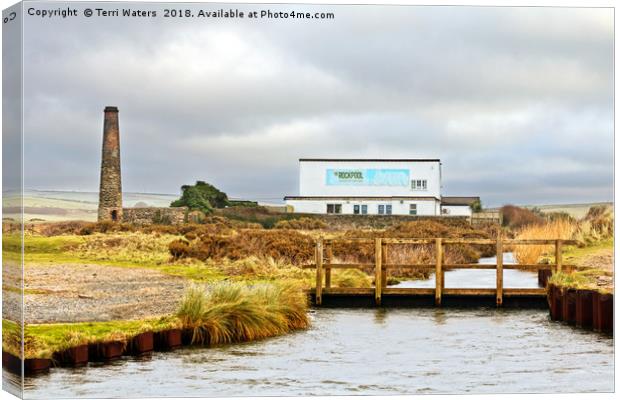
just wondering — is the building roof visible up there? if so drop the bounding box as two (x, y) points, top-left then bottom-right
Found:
(299, 158), (441, 162)
(441, 196), (480, 206)
(284, 196), (441, 201)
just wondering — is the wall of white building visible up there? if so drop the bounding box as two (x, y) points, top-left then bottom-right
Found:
(441, 205), (473, 217)
(299, 160), (441, 198)
(287, 198), (440, 216)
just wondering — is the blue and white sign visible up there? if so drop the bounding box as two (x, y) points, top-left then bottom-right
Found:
(326, 169), (410, 186)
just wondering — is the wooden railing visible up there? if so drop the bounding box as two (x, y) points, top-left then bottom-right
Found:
(311, 237), (577, 307)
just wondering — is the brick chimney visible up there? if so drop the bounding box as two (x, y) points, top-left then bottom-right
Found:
(98, 106), (123, 222)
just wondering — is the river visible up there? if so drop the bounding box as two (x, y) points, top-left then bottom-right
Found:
(8, 255), (615, 397)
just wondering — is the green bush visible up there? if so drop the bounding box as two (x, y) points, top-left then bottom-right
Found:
(171, 181), (230, 214)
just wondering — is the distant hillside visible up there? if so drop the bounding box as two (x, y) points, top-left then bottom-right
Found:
(5, 190), (179, 223)
(486, 202), (613, 220)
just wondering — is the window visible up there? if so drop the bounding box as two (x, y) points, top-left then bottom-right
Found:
(327, 204), (342, 214)
(378, 204), (391, 215)
(409, 204), (417, 216)
(361, 205), (368, 215)
(411, 179), (428, 190)
(442, 208), (450, 215)
(353, 205), (360, 215)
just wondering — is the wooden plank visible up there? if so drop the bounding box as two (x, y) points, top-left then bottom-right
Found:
(323, 287), (374, 295)
(383, 263), (435, 270)
(323, 263), (373, 269)
(375, 238), (382, 306)
(504, 239), (577, 245)
(304, 263), (574, 271)
(503, 288), (546, 296)
(435, 238), (442, 306)
(503, 264), (556, 270)
(555, 239), (563, 273)
(315, 239), (323, 306)
(443, 264), (497, 269)
(443, 288), (496, 296)
(325, 243), (332, 289)
(324, 238), (374, 244)
(442, 239), (495, 245)
(383, 288), (436, 296)
(382, 238), (435, 244)
(307, 287), (545, 297)
(496, 236), (503, 307)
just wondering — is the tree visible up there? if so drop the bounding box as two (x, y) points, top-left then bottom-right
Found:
(470, 199), (483, 212)
(171, 181), (230, 214)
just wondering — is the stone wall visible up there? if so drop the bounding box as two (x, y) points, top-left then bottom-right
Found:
(294, 213), (470, 230)
(122, 207), (188, 225)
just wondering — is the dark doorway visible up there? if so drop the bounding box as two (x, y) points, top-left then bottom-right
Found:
(111, 210), (118, 221)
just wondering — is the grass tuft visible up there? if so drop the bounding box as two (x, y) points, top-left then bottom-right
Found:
(176, 282), (309, 346)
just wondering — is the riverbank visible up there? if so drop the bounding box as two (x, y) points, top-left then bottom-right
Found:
(2, 281), (310, 374)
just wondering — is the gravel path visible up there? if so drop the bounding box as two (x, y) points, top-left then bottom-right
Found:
(3, 260), (22, 322)
(23, 264), (190, 323)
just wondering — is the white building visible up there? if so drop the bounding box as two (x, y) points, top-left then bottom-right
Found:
(284, 159), (479, 217)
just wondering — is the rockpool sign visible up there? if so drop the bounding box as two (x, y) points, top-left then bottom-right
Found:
(325, 169), (410, 186)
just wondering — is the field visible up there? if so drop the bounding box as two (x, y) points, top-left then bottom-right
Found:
(4, 190), (179, 222)
(2, 196), (614, 361)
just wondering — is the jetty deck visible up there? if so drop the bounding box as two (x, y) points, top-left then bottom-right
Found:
(308, 237), (576, 308)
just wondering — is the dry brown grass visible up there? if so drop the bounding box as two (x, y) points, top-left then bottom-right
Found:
(500, 205), (544, 229)
(513, 219), (576, 264)
(274, 217), (327, 230)
(169, 229), (315, 264)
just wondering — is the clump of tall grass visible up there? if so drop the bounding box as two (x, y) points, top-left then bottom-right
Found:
(548, 268), (612, 291)
(513, 219), (576, 264)
(573, 205), (614, 246)
(331, 269), (372, 288)
(176, 282), (309, 346)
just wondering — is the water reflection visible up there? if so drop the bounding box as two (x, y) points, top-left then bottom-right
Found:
(393, 253), (540, 289)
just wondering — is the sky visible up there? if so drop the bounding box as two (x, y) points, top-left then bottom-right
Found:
(13, 3), (614, 206)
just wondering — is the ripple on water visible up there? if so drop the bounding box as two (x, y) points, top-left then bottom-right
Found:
(19, 307), (614, 398)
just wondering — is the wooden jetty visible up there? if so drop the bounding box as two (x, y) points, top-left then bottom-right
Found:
(308, 237), (576, 308)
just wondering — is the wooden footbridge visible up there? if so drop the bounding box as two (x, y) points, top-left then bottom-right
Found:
(309, 237), (576, 307)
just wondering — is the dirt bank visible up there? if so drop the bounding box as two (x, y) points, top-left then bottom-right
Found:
(23, 264), (190, 323)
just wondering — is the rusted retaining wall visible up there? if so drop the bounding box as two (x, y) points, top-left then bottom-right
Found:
(2, 328), (184, 376)
(537, 269), (552, 288)
(548, 284), (613, 335)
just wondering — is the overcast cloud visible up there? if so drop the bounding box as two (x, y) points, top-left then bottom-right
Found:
(20, 3), (613, 206)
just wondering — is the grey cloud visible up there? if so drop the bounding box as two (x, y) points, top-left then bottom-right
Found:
(18, 3), (613, 206)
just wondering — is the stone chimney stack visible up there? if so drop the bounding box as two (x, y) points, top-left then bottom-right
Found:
(98, 106), (123, 222)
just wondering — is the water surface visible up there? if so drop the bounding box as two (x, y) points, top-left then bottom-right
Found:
(15, 307), (614, 398)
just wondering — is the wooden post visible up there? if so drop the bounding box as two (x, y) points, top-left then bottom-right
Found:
(496, 235), (503, 307)
(375, 238), (382, 306)
(435, 238), (442, 306)
(315, 238), (323, 306)
(381, 242), (388, 289)
(555, 239), (563, 273)
(325, 243), (333, 289)
(441, 245), (445, 290)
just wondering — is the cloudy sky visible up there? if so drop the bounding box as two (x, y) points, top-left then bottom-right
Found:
(18, 3), (613, 206)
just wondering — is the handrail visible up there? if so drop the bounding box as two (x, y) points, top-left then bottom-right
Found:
(312, 237), (573, 307)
